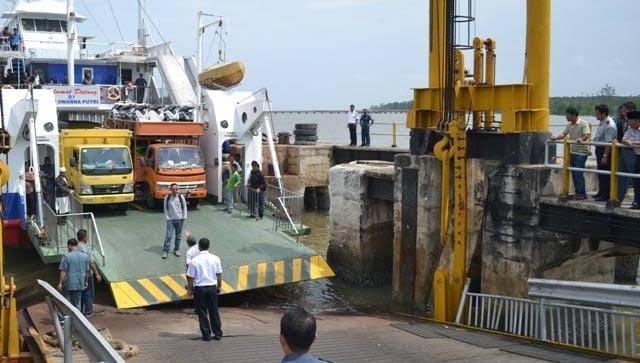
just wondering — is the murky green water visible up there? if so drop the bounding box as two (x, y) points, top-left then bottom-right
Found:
(6, 211), (393, 314)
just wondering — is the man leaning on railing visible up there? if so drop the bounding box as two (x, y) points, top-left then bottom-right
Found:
(620, 111), (640, 209)
(550, 107), (591, 200)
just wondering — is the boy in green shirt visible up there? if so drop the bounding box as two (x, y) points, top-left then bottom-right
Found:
(224, 164), (241, 213)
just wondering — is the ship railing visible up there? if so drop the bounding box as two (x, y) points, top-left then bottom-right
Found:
(231, 184), (304, 238)
(545, 139), (640, 206)
(41, 199), (106, 266)
(455, 278), (640, 360)
(37, 279), (125, 362)
(22, 39), (143, 60)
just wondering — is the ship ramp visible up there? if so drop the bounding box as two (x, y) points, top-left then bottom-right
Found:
(28, 203), (334, 309)
(147, 44), (197, 106)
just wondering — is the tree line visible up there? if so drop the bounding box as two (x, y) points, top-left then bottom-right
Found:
(370, 97), (640, 115)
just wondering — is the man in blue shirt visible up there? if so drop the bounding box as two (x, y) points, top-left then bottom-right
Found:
(280, 306), (329, 363)
(9, 28), (21, 51)
(57, 239), (90, 310)
(77, 229), (101, 317)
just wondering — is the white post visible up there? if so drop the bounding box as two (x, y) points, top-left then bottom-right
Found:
(66, 0), (77, 85)
(138, 0), (146, 47)
(263, 114), (283, 192)
(196, 10), (203, 120)
(27, 93), (43, 227)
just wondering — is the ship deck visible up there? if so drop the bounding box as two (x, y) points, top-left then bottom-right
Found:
(28, 203), (334, 309)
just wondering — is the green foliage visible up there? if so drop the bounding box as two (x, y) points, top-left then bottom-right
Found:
(549, 96), (640, 116)
(371, 95), (640, 116)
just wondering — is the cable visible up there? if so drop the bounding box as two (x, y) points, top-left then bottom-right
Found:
(78, 0), (112, 43)
(106, 0), (126, 42)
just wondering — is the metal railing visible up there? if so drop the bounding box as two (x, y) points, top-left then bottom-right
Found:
(455, 278), (640, 359)
(37, 280), (125, 363)
(230, 184), (305, 237)
(39, 199), (106, 266)
(545, 139), (640, 206)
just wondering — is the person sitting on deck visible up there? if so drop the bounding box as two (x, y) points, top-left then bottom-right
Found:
(279, 306), (328, 363)
(57, 238), (90, 311)
(620, 111), (640, 209)
(550, 107), (591, 200)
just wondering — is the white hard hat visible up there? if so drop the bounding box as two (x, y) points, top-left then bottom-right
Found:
(59, 167), (66, 172)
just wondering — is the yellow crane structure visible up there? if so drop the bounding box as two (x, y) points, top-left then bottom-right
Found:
(407, 0), (551, 321)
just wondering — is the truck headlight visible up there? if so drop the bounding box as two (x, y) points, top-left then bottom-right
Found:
(156, 183), (169, 191)
(80, 184), (92, 195)
(123, 183), (134, 193)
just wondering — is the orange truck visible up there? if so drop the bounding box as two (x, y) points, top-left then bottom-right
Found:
(103, 118), (207, 208)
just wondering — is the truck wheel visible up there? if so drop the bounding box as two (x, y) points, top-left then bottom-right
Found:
(114, 203), (129, 214)
(188, 198), (199, 209)
(144, 186), (158, 209)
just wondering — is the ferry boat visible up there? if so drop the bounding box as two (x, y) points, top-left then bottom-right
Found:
(0, 0), (333, 308)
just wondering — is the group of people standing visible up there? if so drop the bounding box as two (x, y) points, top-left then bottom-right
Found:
(57, 229), (101, 317)
(221, 157), (267, 220)
(550, 102), (640, 208)
(347, 104), (375, 147)
(1, 27), (22, 51)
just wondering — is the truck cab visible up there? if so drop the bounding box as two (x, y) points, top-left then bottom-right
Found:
(60, 129), (134, 210)
(139, 143), (206, 208)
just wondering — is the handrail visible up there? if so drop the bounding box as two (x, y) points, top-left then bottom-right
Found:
(544, 139), (640, 205)
(528, 278), (640, 309)
(37, 280), (125, 362)
(41, 201), (106, 266)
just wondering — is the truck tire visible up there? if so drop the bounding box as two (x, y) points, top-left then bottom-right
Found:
(114, 203), (129, 214)
(293, 129), (317, 137)
(294, 123), (318, 130)
(295, 135), (318, 142)
(188, 198), (199, 209)
(144, 185), (158, 209)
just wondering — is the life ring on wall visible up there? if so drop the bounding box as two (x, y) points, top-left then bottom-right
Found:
(1, 85), (13, 89)
(107, 86), (121, 101)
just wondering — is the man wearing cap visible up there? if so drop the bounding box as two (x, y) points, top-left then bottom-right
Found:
(55, 167), (74, 224)
(550, 107), (591, 200)
(620, 111), (640, 209)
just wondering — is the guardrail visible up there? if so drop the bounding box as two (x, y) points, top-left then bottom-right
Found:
(545, 139), (640, 206)
(231, 184), (305, 238)
(37, 279), (125, 362)
(40, 200), (106, 266)
(455, 278), (640, 359)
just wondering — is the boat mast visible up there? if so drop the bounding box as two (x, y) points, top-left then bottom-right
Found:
(138, 0), (147, 47)
(196, 10), (203, 111)
(66, 0), (77, 85)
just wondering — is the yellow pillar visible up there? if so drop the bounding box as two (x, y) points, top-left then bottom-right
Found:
(609, 141), (619, 203)
(472, 37), (484, 130)
(450, 120), (467, 321)
(562, 141), (571, 197)
(525, 0), (551, 131)
(429, 0), (447, 89)
(483, 39), (496, 130)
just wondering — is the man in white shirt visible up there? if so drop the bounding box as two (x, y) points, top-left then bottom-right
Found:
(592, 104), (618, 201)
(347, 104), (358, 146)
(187, 238), (223, 341)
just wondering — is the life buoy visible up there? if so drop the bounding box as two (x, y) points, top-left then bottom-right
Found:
(1, 85), (13, 89)
(107, 86), (121, 101)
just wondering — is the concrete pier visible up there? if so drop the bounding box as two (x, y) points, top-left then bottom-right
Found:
(327, 161), (395, 285)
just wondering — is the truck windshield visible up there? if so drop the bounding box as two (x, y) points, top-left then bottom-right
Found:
(81, 147), (133, 175)
(157, 147), (204, 169)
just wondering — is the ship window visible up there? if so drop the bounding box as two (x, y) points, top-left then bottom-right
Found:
(21, 19), (36, 31)
(34, 19), (64, 33)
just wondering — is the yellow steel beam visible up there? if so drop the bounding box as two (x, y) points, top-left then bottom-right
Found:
(484, 38), (496, 130)
(472, 37), (484, 130)
(609, 141), (619, 204)
(524, 0), (551, 131)
(449, 120), (467, 321)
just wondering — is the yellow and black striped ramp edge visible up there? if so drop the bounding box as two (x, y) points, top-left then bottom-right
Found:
(110, 254), (335, 309)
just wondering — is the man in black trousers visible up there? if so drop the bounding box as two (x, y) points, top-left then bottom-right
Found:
(187, 238), (223, 341)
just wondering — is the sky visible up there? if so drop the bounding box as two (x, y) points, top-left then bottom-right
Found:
(70, 0), (640, 109)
